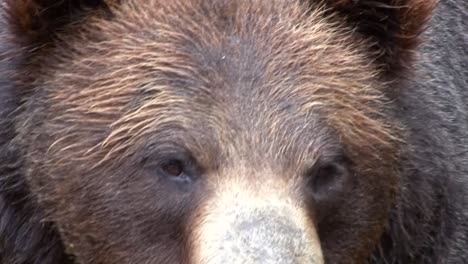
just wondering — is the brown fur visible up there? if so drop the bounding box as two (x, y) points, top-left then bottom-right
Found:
(1, 0), (435, 263)
(319, 0), (436, 73)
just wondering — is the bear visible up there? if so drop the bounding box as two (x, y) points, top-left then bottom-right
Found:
(0, 0), (467, 263)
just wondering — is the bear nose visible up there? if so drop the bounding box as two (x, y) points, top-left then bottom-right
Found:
(225, 207), (324, 264)
(193, 202), (324, 264)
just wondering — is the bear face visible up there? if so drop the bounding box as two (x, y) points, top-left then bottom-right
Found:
(1, 0), (436, 263)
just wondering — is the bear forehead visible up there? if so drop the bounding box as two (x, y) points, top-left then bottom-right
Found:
(39, 0), (393, 168)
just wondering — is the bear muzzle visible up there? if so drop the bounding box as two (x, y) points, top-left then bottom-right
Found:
(191, 188), (324, 264)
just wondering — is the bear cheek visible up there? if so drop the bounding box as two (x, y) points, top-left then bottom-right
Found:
(188, 184), (324, 264)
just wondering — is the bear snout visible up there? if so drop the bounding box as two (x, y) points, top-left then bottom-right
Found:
(191, 188), (323, 264)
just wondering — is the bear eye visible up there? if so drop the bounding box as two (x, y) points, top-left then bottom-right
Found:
(307, 159), (350, 200)
(161, 159), (185, 178)
(155, 156), (199, 187)
(311, 164), (340, 194)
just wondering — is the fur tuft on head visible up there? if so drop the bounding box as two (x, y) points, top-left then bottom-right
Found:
(314, 0), (436, 74)
(4, 0), (108, 44)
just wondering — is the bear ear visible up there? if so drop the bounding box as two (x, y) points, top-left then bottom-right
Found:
(320, 0), (436, 74)
(4, 0), (111, 44)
